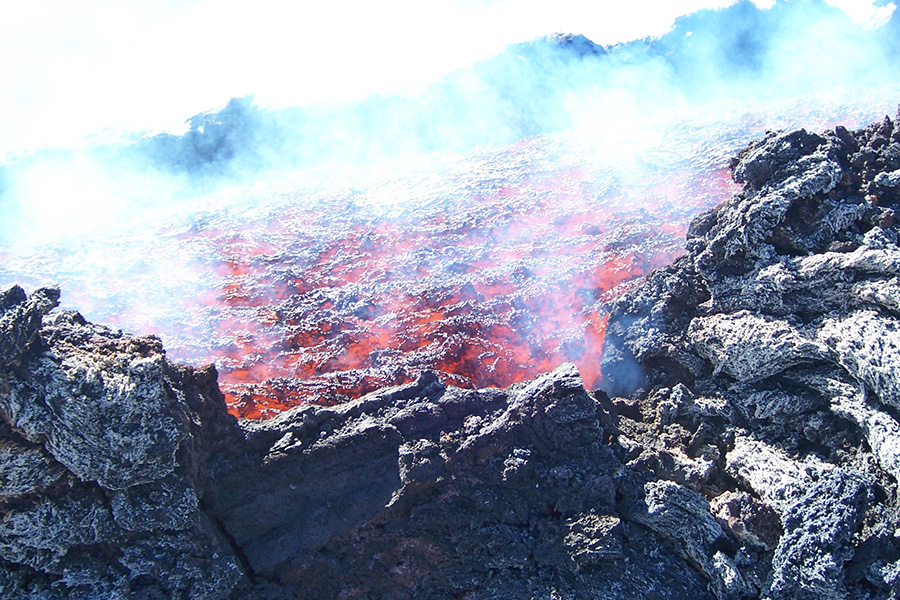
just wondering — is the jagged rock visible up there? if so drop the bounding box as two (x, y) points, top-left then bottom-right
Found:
(602, 110), (900, 598)
(875, 169), (900, 188)
(202, 364), (712, 598)
(0, 495), (117, 571)
(0, 438), (65, 501)
(725, 436), (831, 512)
(0, 295), (245, 599)
(0, 285), (58, 367)
(2, 310), (187, 490)
(830, 392), (900, 484)
(109, 474), (200, 532)
(601, 260), (711, 395)
(116, 529), (242, 600)
(0, 289), (717, 599)
(563, 513), (623, 564)
(710, 490), (782, 551)
(818, 310), (900, 410)
(688, 311), (825, 382)
(767, 469), (869, 600)
(622, 479), (754, 600)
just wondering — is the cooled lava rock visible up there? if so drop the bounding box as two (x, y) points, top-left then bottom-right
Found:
(0, 290), (709, 599)
(3, 110), (900, 599)
(602, 110), (900, 597)
(0, 288), (243, 599)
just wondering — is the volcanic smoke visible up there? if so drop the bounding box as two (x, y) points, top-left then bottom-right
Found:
(2, 0), (900, 419)
(2, 98), (897, 418)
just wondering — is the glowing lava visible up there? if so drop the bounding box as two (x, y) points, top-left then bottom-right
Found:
(183, 139), (739, 418)
(3, 95), (896, 418)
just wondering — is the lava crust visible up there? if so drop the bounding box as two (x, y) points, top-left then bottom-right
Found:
(2, 111), (900, 599)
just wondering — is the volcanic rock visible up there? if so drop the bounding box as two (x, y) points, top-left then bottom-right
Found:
(0, 286), (244, 599)
(0, 288), (712, 599)
(602, 109), (900, 597)
(4, 109), (900, 599)
(0, 285), (58, 368)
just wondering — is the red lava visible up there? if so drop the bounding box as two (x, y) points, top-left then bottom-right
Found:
(185, 142), (740, 418)
(11, 99), (890, 419)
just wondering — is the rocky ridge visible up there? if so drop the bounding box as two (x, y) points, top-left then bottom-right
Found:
(602, 109), (900, 598)
(1, 111), (900, 598)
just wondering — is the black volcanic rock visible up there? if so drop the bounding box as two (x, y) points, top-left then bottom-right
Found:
(602, 109), (900, 597)
(0, 285), (58, 368)
(130, 32), (614, 177)
(0, 289), (244, 598)
(0, 290), (713, 599)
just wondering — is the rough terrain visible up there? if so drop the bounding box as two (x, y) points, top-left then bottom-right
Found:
(2, 111), (900, 599)
(602, 110), (900, 598)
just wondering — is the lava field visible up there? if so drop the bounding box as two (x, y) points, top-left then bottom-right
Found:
(2, 95), (897, 418)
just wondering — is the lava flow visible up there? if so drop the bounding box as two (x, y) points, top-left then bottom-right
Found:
(174, 136), (738, 418)
(3, 96), (896, 419)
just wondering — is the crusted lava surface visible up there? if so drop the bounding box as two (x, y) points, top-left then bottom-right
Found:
(2, 97), (895, 419)
(1, 133), (733, 419)
(601, 109), (900, 597)
(2, 108), (900, 599)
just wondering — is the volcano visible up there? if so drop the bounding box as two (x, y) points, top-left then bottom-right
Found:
(3, 2), (900, 597)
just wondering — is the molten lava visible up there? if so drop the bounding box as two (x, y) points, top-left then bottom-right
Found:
(179, 139), (739, 418)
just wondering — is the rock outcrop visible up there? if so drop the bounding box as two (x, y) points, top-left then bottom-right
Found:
(0, 292), (244, 599)
(0, 286), (713, 599)
(603, 109), (900, 598)
(2, 109), (900, 599)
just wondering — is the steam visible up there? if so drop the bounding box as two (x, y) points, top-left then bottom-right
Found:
(0, 0), (751, 157)
(2, 1), (898, 243)
(1, 0), (900, 398)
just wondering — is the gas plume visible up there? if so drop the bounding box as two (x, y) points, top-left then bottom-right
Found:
(2, 1), (899, 242)
(1, 0), (900, 413)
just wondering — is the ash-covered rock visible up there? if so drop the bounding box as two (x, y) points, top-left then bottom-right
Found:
(602, 109), (900, 598)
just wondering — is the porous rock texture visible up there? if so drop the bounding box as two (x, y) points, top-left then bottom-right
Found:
(603, 109), (900, 598)
(2, 111), (900, 599)
(0, 288), (710, 599)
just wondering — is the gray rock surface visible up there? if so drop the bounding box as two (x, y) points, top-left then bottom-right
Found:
(0, 286), (58, 368)
(767, 469), (869, 600)
(0, 286), (715, 599)
(0, 287), (244, 599)
(602, 110), (900, 598)
(688, 311), (825, 382)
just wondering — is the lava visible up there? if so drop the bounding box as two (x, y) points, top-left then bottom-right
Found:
(190, 147), (739, 418)
(2, 96), (896, 419)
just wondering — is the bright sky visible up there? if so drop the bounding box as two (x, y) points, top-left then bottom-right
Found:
(0, 0), (894, 156)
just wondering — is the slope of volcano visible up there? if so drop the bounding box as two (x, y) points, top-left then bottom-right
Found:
(1, 94), (898, 418)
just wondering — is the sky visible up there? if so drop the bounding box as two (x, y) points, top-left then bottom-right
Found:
(0, 0), (895, 157)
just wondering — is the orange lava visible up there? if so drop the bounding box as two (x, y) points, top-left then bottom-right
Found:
(180, 141), (740, 418)
(4, 99), (892, 419)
